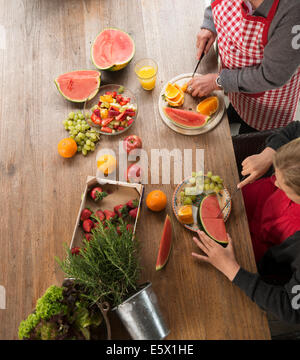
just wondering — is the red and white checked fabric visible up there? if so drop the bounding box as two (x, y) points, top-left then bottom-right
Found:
(212, 0), (300, 130)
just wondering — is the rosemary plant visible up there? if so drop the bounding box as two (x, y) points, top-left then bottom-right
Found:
(57, 219), (140, 309)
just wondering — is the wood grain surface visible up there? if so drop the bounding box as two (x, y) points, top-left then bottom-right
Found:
(0, 0), (270, 339)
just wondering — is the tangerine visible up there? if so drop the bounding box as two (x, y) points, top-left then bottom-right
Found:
(146, 190), (167, 212)
(57, 138), (77, 158)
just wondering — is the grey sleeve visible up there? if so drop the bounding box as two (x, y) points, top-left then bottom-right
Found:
(220, 4), (300, 93)
(233, 267), (300, 324)
(266, 121), (300, 150)
(201, 5), (216, 34)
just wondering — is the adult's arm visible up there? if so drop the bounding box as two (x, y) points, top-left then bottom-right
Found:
(233, 267), (300, 323)
(201, 5), (217, 34)
(219, 3), (300, 93)
(265, 122), (300, 150)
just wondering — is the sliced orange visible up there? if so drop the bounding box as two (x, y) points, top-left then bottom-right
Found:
(181, 83), (188, 93)
(167, 93), (184, 107)
(165, 83), (180, 100)
(196, 96), (219, 116)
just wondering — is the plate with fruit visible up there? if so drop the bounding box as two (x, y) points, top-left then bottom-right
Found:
(83, 84), (138, 135)
(172, 171), (231, 233)
(158, 73), (225, 135)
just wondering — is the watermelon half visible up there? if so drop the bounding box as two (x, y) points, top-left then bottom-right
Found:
(197, 194), (228, 246)
(163, 107), (209, 129)
(91, 28), (135, 71)
(55, 70), (101, 102)
(156, 215), (173, 271)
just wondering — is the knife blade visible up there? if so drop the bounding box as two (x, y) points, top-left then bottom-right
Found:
(192, 51), (205, 78)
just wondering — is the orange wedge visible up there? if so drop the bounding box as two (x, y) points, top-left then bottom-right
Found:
(165, 83), (180, 100)
(196, 96), (219, 116)
(167, 92), (184, 107)
(181, 83), (188, 93)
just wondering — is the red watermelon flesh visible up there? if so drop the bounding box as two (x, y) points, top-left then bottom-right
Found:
(156, 215), (172, 271)
(199, 194), (228, 244)
(164, 107), (209, 129)
(55, 70), (101, 102)
(92, 29), (135, 70)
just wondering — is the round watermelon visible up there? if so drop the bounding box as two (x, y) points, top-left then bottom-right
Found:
(54, 70), (101, 103)
(91, 28), (135, 71)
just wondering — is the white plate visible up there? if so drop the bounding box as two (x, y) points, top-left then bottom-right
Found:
(159, 73), (225, 135)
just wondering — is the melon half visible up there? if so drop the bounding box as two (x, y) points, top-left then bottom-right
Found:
(91, 28), (135, 71)
(54, 70), (101, 103)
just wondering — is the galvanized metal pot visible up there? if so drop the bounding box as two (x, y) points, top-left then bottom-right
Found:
(113, 282), (170, 340)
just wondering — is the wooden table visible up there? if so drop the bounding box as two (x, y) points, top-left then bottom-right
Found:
(0, 0), (270, 339)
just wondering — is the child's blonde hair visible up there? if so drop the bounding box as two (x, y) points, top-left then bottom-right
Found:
(273, 137), (300, 196)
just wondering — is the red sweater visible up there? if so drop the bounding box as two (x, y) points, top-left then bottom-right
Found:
(242, 175), (300, 262)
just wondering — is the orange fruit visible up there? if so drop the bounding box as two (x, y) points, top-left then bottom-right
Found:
(181, 83), (188, 93)
(196, 96), (219, 116)
(165, 83), (180, 100)
(97, 154), (117, 175)
(166, 92), (184, 107)
(146, 190), (167, 212)
(57, 138), (77, 158)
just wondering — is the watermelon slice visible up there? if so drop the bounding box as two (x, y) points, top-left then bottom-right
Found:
(91, 28), (135, 71)
(55, 70), (101, 102)
(163, 107), (209, 129)
(198, 194), (228, 246)
(156, 215), (173, 271)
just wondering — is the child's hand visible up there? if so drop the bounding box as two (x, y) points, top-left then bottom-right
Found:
(192, 231), (240, 281)
(237, 147), (276, 189)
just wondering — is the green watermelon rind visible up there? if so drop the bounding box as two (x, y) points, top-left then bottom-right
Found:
(163, 107), (210, 129)
(54, 70), (101, 103)
(91, 28), (135, 72)
(197, 194), (228, 246)
(156, 215), (173, 271)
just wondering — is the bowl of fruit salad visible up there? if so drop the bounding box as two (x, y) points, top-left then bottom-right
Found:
(83, 84), (138, 135)
(172, 171), (231, 232)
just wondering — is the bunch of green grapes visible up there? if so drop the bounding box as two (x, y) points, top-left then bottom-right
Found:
(63, 111), (100, 156)
(204, 171), (224, 193)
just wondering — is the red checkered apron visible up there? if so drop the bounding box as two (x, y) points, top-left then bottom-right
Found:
(212, 0), (300, 130)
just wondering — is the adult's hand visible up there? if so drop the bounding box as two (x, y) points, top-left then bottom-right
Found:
(237, 147), (276, 189)
(192, 231), (240, 281)
(187, 73), (220, 97)
(196, 29), (217, 59)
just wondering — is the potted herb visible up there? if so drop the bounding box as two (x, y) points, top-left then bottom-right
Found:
(57, 219), (170, 340)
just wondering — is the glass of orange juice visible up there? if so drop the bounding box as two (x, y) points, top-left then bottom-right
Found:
(134, 58), (158, 90)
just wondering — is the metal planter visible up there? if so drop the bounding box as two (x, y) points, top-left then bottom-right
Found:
(113, 282), (170, 340)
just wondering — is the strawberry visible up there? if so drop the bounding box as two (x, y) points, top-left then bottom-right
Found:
(100, 126), (113, 133)
(80, 208), (92, 221)
(101, 117), (114, 127)
(84, 233), (92, 242)
(95, 209), (105, 222)
(93, 108), (101, 117)
(71, 247), (80, 256)
(126, 199), (139, 209)
(91, 113), (101, 125)
(82, 219), (94, 233)
(129, 208), (138, 219)
(126, 224), (134, 233)
(103, 210), (117, 221)
(127, 118), (134, 126)
(90, 187), (108, 201)
(114, 204), (128, 218)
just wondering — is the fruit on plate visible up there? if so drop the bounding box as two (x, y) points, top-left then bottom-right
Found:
(146, 190), (167, 212)
(91, 28), (135, 71)
(184, 171), (204, 196)
(90, 186), (108, 201)
(197, 194), (228, 246)
(89, 90), (137, 134)
(163, 107), (209, 129)
(97, 154), (117, 175)
(123, 135), (142, 153)
(204, 171), (224, 193)
(57, 138), (77, 158)
(126, 163), (143, 183)
(55, 70), (101, 102)
(156, 215), (173, 271)
(164, 83), (184, 107)
(178, 205), (194, 224)
(196, 96), (219, 116)
(181, 82), (188, 93)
